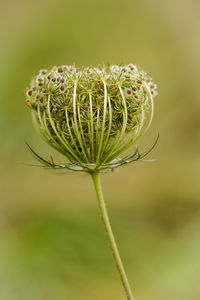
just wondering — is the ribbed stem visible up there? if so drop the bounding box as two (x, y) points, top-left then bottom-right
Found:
(91, 172), (135, 300)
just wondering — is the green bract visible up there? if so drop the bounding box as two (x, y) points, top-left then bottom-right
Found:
(26, 64), (157, 172)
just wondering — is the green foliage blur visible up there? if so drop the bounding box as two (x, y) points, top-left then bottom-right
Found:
(0, 0), (200, 299)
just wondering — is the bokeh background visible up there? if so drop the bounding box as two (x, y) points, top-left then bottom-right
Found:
(0, 0), (200, 299)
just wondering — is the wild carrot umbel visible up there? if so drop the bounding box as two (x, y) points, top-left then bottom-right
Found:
(26, 64), (157, 300)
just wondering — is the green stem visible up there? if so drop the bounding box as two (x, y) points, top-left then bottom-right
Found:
(91, 172), (135, 300)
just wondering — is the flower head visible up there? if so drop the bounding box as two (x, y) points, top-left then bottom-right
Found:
(26, 64), (157, 172)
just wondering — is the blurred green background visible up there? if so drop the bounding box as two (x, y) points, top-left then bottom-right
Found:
(0, 0), (200, 299)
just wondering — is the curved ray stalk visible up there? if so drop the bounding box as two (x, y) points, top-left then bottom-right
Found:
(65, 107), (84, 160)
(47, 95), (81, 162)
(139, 82), (154, 137)
(95, 106), (100, 157)
(89, 93), (94, 162)
(100, 96), (112, 158)
(32, 107), (70, 158)
(72, 81), (89, 163)
(59, 122), (83, 163)
(96, 80), (108, 163)
(105, 82), (154, 162)
(102, 84), (127, 162)
(77, 104), (90, 158)
(42, 110), (72, 158)
(34, 105), (51, 141)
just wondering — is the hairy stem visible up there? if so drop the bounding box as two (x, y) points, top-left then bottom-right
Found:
(91, 172), (135, 300)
